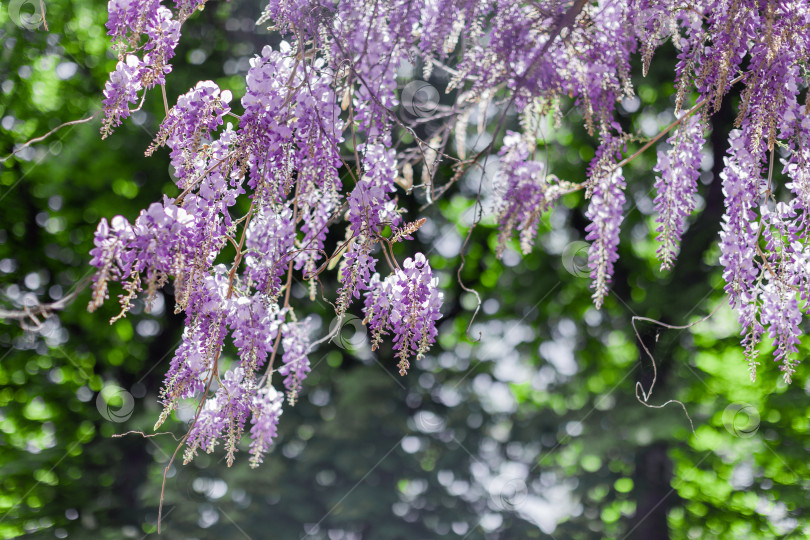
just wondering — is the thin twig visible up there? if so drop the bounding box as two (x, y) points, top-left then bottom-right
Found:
(161, 84), (170, 117)
(614, 73), (746, 171)
(0, 113), (100, 163)
(158, 354), (217, 532)
(112, 430), (181, 441)
(0, 276), (92, 329)
(40, 0), (48, 31)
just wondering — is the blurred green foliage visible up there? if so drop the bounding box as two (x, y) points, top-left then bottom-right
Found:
(0, 2), (808, 540)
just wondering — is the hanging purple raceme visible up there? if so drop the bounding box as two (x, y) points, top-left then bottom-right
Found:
(184, 366), (253, 466)
(102, 1), (185, 136)
(101, 55), (145, 137)
(249, 385), (284, 467)
(88, 198), (203, 320)
(107, 0), (160, 46)
(653, 114), (706, 270)
(760, 202), (803, 383)
(245, 207), (296, 301)
(585, 139), (627, 309)
(228, 294), (284, 375)
(718, 128), (764, 374)
(336, 142), (400, 314)
(363, 253), (443, 376)
(88, 215), (133, 313)
(494, 132), (577, 257)
(147, 81), (232, 185)
(278, 317), (313, 405)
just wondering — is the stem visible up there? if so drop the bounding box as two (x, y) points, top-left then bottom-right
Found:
(347, 79), (362, 181)
(226, 199), (256, 298)
(379, 237), (397, 272)
(161, 83), (170, 117)
(39, 0), (48, 30)
(158, 346), (219, 532)
(379, 235), (401, 271)
(262, 176), (302, 386)
(0, 112), (99, 163)
(614, 74), (746, 171)
(159, 195), (256, 531)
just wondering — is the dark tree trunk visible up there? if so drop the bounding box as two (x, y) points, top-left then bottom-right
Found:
(627, 441), (674, 540)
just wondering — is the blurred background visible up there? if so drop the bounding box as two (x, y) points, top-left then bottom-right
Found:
(1, 1), (808, 538)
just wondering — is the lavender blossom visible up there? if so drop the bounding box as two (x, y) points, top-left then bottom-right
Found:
(101, 55), (144, 138)
(363, 253), (442, 375)
(148, 81), (232, 186)
(495, 131), (577, 256)
(106, 0), (159, 44)
(184, 367), (252, 466)
(229, 294), (284, 375)
(585, 141), (626, 309)
(653, 114), (706, 270)
(278, 317), (313, 404)
(249, 385), (284, 467)
(245, 206), (296, 301)
(718, 128), (763, 376)
(336, 143), (400, 312)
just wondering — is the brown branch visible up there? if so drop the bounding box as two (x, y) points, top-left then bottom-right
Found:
(0, 113), (99, 163)
(158, 351), (218, 533)
(161, 83), (170, 117)
(112, 430), (181, 441)
(0, 276), (91, 330)
(614, 73), (746, 171)
(40, 0), (48, 31)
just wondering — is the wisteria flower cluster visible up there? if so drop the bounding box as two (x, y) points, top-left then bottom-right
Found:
(102, 0), (186, 136)
(363, 253), (443, 376)
(653, 114), (705, 271)
(89, 0), (810, 479)
(494, 131), (579, 257)
(91, 0), (449, 471)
